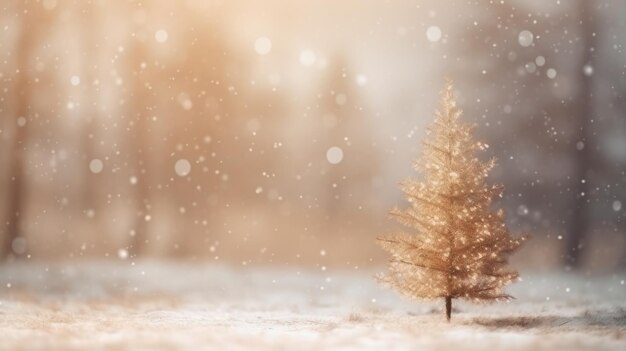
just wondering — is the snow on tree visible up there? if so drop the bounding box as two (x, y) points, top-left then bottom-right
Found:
(377, 80), (525, 321)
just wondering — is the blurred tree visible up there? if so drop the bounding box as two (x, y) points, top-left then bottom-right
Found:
(564, 0), (597, 268)
(77, 1), (102, 213)
(158, 17), (244, 256)
(125, 20), (154, 257)
(313, 55), (380, 224)
(1, 1), (52, 259)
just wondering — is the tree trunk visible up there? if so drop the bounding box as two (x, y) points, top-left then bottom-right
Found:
(2, 3), (43, 259)
(3, 135), (26, 259)
(126, 33), (152, 258)
(445, 296), (452, 322)
(79, 3), (100, 212)
(566, 0), (596, 269)
(3, 63), (28, 258)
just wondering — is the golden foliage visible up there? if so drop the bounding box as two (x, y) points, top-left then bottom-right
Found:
(378, 80), (525, 317)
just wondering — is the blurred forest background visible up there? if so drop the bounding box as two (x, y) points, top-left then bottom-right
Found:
(0, 0), (624, 271)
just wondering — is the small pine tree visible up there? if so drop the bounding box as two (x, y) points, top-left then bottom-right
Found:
(378, 80), (525, 322)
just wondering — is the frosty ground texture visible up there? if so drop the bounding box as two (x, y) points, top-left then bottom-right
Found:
(0, 261), (625, 350)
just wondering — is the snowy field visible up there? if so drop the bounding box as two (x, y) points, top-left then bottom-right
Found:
(0, 261), (625, 351)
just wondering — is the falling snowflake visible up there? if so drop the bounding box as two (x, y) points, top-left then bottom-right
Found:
(426, 25), (442, 42)
(254, 37), (272, 55)
(326, 147), (344, 165)
(174, 159), (191, 176)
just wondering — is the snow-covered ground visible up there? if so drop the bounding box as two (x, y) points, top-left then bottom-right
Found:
(0, 261), (625, 351)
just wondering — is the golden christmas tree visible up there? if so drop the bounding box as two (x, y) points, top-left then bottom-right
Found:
(378, 80), (525, 321)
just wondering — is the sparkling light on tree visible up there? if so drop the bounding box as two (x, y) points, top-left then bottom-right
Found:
(378, 80), (525, 321)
